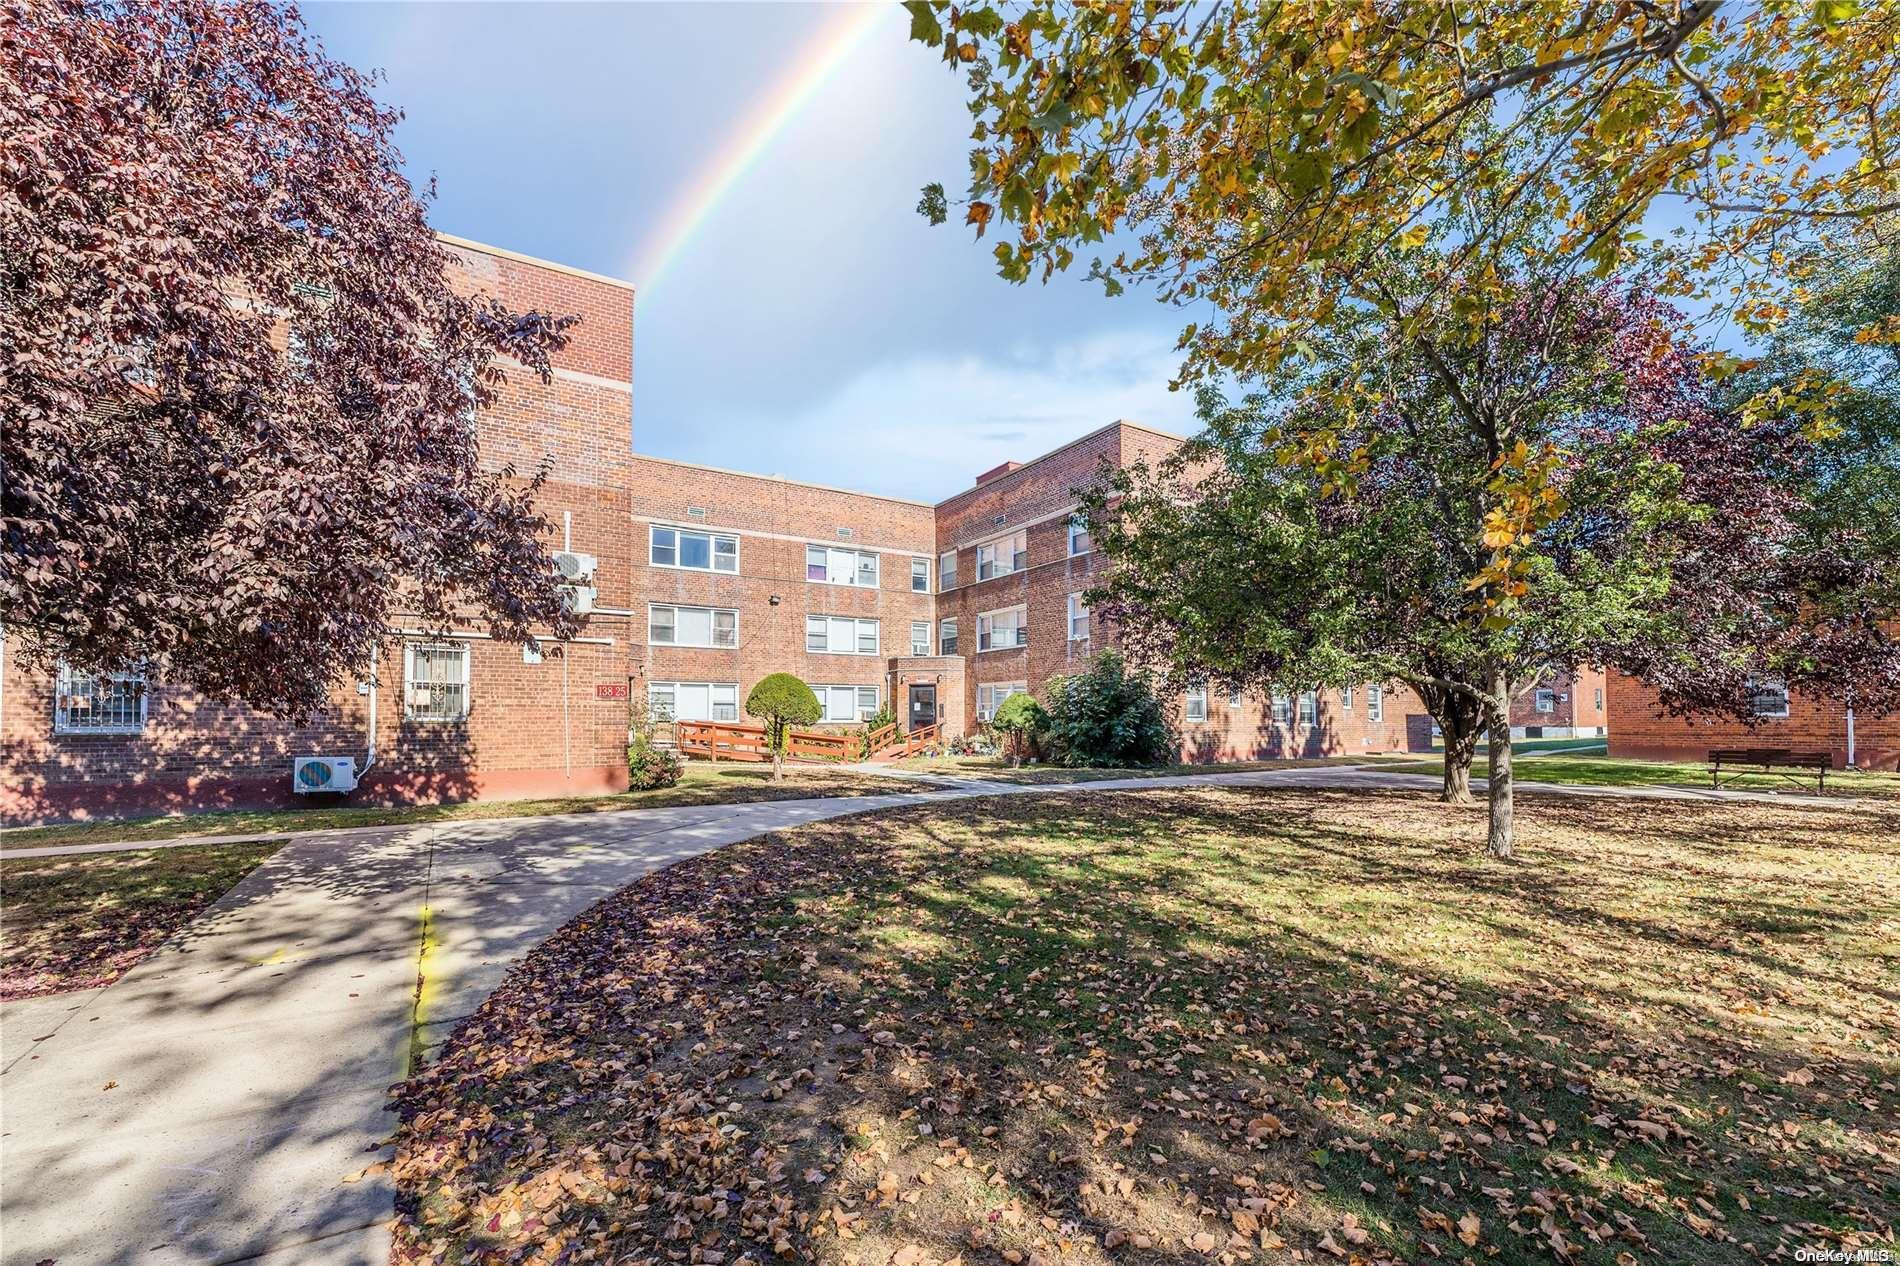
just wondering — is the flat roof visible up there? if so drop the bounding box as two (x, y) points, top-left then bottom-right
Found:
(935, 419), (1187, 506)
(627, 453), (938, 510)
(435, 231), (637, 293)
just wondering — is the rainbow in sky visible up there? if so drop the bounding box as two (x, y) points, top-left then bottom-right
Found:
(629, 4), (889, 299)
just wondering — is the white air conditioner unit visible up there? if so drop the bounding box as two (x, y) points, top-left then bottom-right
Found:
(560, 584), (597, 616)
(553, 551), (597, 583)
(293, 755), (357, 794)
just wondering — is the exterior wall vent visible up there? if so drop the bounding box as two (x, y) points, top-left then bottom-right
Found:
(686, 506), (707, 519)
(836, 527), (855, 540)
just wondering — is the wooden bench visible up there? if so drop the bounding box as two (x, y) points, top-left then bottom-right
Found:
(1707, 747), (1832, 793)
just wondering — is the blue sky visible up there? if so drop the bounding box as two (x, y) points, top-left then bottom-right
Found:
(302, 2), (1199, 503)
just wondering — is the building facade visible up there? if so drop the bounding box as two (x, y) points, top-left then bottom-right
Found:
(1, 237), (1436, 826)
(1508, 667), (1608, 739)
(1607, 672), (1899, 771)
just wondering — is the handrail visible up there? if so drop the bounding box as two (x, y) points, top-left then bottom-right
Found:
(675, 719), (860, 764)
(864, 722), (898, 756)
(896, 723), (940, 759)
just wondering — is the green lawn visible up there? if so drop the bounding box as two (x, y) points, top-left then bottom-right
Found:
(387, 786), (1898, 1266)
(0, 762), (926, 853)
(1, 841), (281, 998)
(891, 754), (1363, 783)
(1365, 752), (1900, 799)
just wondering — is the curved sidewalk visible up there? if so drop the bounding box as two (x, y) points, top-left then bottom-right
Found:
(0, 765), (1879, 1265)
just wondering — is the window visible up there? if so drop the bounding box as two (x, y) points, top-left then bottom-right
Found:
(405, 643), (469, 721)
(939, 549), (958, 591)
(810, 684), (880, 723)
(1748, 676), (1790, 718)
(976, 681), (1027, 721)
(1595, 686), (1604, 711)
(54, 663), (147, 734)
(910, 621), (931, 656)
(976, 530), (1027, 580)
(1271, 695), (1291, 725)
(911, 557), (931, 593)
(1066, 592), (1090, 641)
(806, 545), (879, 587)
(649, 681), (738, 723)
(1340, 685), (1354, 711)
(1298, 691), (1317, 725)
(1534, 688), (1557, 714)
(1228, 689), (1243, 707)
(806, 615), (880, 655)
(977, 606), (1028, 651)
(1185, 686), (1207, 723)
(939, 618), (959, 656)
(1067, 513), (1092, 556)
(649, 604), (738, 648)
(651, 525), (737, 573)
(1366, 684), (1384, 722)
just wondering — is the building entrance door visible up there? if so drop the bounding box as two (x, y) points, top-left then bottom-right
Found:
(908, 684), (937, 731)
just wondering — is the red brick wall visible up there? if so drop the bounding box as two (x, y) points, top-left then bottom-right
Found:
(1607, 671), (1900, 771)
(626, 456), (938, 728)
(1508, 667), (1608, 733)
(1, 238), (638, 824)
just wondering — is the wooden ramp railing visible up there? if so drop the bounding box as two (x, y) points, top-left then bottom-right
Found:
(894, 723), (940, 759)
(864, 722), (898, 757)
(675, 720), (861, 764)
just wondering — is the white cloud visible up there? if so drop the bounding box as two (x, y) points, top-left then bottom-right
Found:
(664, 328), (1200, 502)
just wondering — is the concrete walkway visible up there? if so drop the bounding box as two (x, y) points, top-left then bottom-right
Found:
(1, 766), (1886, 1265)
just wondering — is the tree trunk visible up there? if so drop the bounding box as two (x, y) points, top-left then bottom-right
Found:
(1438, 696), (1482, 804)
(770, 721), (786, 781)
(1486, 673), (1514, 858)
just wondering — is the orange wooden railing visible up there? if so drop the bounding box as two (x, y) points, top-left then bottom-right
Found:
(895, 722), (940, 759)
(864, 722), (898, 757)
(675, 720), (860, 764)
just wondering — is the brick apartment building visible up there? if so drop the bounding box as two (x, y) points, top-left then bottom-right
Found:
(1509, 668), (1608, 739)
(1, 237), (1434, 825)
(1608, 672), (1899, 771)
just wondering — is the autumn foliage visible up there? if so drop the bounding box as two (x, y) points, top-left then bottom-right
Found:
(0, 0), (578, 716)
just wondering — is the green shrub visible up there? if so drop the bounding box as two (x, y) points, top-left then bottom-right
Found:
(745, 673), (821, 779)
(990, 691), (1051, 766)
(627, 732), (683, 790)
(1044, 651), (1178, 768)
(858, 702), (897, 758)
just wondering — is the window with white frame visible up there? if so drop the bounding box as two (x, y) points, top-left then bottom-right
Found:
(910, 621), (931, 656)
(1066, 592), (1090, 641)
(648, 681), (738, 723)
(806, 545), (879, 587)
(911, 557), (930, 593)
(977, 605), (1028, 651)
(810, 684), (881, 723)
(1298, 691), (1317, 725)
(1185, 686), (1207, 723)
(54, 663), (147, 734)
(939, 549), (958, 591)
(976, 530), (1027, 580)
(405, 643), (469, 721)
(1067, 513), (1092, 556)
(1366, 683), (1384, 722)
(648, 604), (737, 648)
(1595, 686), (1604, 711)
(1340, 685), (1354, 711)
(651, 525), (737, 573)
(1271, 694), (1291, 725)
(976, 681), (1027, 721)
(1228, 688), (1243, 707)
(939, 618), (959, 656)
(1748, 676), (1790, 718)
(1534, 688), (1557, 713)
(806, 615), (880, 655)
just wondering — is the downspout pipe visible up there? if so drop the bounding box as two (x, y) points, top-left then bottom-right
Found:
(360, 652), (378, 781)
(1846, 690), (1857, 770)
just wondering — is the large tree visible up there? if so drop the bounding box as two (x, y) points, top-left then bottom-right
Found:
(1088, 276), (1896, 857)
(1, 0), (578, 717)
(911, 0), (1900, 627)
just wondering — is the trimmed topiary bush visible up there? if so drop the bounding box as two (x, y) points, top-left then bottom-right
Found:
(745, 673), (821, 780)
(1044, 650), (1178, 768)
(990, 691), (1051, 766)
